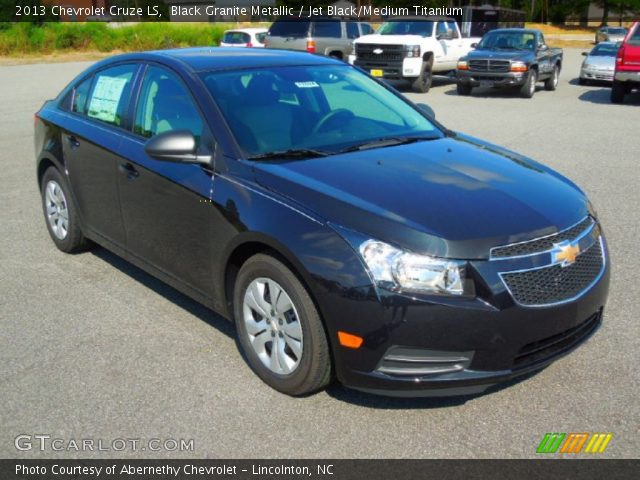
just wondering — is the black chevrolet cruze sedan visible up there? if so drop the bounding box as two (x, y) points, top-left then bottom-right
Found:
(35, 48), (609, 397)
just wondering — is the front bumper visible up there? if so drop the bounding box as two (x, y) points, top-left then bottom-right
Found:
(581, 67), (614, 82)
(321, 233), (610, 397)
(457, 69), (528, 88)
(354, 57), (423, 80)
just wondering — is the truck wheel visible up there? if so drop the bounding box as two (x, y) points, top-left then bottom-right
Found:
(611, 80), (626, 104)
(544, 65), (559, 91)
(411, 64), (432, 94)
(520, 70), (537, 98)
(457, 83), (472, 96)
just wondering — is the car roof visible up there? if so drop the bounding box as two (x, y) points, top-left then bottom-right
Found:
(485, 28), (540, 35)
(224, 28), (268, 34)
(92, 47), (341, 73)
(385, 16), (455, 22)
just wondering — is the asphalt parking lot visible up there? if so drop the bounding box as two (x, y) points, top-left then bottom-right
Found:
(1, 48), (639, 459)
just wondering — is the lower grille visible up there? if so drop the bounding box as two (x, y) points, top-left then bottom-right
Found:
(501, 239), (604, 307)
(469, 59), (511, 72)
(376, 347), (473, 377)
(514, 311), (601, 368)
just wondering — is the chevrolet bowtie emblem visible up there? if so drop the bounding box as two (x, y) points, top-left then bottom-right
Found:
(373, 48), (383, 54)
(551, 240), (581, 267)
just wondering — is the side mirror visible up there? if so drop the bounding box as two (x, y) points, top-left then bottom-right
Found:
(582, 51), (589, 56)
(416, 103), (436, 120)
(144, 130), (210, 165)
(471, 42), (478, 49)
(539, 44), (549, 51)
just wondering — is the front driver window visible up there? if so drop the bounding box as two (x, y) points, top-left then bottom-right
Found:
(133, 66), (204, 144)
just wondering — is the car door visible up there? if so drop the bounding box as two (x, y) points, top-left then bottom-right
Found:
(537, 33), (553, 75)
(62, 63), (140, 246)
(117, 64), (217, 296)
(435, 21), (457, 69)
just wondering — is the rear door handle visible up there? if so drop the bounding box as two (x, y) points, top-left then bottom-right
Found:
(118, 162), (139, 180)
(66, 135), (80, 149)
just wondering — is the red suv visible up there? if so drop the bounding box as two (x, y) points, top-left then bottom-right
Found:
(612, 21), (640, 103)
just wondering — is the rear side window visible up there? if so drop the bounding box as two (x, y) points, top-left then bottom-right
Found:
(630, 25), (640, 45)
(71, 76), (93, 114)
(269, 20), (310, 38)
(256, 32), (267, 44)
(360, 23), (374, 35)
(86, 64), (137, 127)
(313, 21), (341, 38)
(133, 66), (203, 143)
(346, 22), (359, 39)
(223, 32), (250, 44)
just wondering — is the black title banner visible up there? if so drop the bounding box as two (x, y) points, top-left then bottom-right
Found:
(2, 459), (638, 480)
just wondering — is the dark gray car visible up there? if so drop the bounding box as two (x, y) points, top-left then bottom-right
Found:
(265, 18), (373, 60)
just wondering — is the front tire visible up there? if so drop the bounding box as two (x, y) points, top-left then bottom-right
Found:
(456, 83), (472, 96)
(40, 167), (89, 253)
(233, 254), (332, 396)
(545, 65), (559, 91)
(611, 80), (626, 104)
(411, 62), (433, 93)
(520, 69), (537, 98)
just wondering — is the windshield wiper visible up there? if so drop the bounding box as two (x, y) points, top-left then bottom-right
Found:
(338, 135), (439, 153)
(248, 148), (329, 161)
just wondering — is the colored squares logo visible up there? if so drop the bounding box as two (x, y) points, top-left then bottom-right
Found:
(537, 433), (612, 454)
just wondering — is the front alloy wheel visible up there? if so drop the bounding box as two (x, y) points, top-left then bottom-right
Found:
(45, 180), (69, 240)
(234, 254), (331, 396)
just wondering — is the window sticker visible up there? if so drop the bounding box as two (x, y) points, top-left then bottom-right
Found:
(295, 81), (320, 88)
(88, 76), (128, 123)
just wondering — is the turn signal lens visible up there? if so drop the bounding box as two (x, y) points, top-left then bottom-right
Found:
(338, 331), (363, 349)
(511, 62), (528, 72)
(457, 60), (469, 70)
(306, 39), (316, 53)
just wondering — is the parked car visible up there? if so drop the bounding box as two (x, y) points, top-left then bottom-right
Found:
(35, 48), (609, 397)
(579, 41), (619, 84)
(456, 29), (563, 98)
(611, 21), (640, 103)
(220, 28), (268, 48)
(265, 17), (373, 60)
(352, 16), (481, 93)
(595, 26), (627, 44)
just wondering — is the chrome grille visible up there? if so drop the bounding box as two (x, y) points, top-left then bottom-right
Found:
(469, 59), (511, 72)
(491, 217), (595, 259)
(501, 239), (604, 307)
(356, 44), (404, 62)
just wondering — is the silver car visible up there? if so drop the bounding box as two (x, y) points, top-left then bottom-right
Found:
(579, 41), (619, 84)
(595, 26), (627, 44)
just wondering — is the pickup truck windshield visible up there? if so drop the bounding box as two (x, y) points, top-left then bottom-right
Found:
(478, 31), (537, 51)
(378, 21), (434, 37)
(591, 43), (619, 56)
(201, 65), (441, 157)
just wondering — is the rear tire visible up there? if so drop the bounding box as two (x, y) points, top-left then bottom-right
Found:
(544, 65), (559, 91)
(233, 254), (332, 396)
(611, 80), (626, 104)
(40, 166), (90, 253)
(520, 69), (537, 98)
(456, 83), (472, 96)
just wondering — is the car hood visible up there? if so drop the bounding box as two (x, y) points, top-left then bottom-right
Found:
(466, 49), (533, 62)
(355, 34), (428, 45)
(252, 135), (588, 259)
(584, 55), (616, 69)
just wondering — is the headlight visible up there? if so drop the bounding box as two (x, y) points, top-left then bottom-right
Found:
(359, 240), (465, 295)
(457, 60), (469, 70)
(510, 61), (528, 72)
(404, 45), (421, 58)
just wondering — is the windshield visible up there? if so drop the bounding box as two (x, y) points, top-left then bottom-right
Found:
(378, 21), (434, 37)
(478, 31), (537, 51)
(590, 43), (619, 56)
(608, 28), (627, 34)
(201, 65), (441, 157)
(222, 32), (250, 44)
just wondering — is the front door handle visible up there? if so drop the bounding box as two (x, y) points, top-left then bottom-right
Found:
(66, 135), (80, 149)
(118, 162), (139, 180)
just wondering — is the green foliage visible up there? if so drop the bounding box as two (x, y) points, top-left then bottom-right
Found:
(0, 22), (230, 55)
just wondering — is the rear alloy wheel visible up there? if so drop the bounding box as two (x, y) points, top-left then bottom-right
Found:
(41, 167), (89, 253)
(233, 254), (331, 396)
(611, 80), (626, 104)
(520, 69), (537, 98)
(545, 65), (559, 91)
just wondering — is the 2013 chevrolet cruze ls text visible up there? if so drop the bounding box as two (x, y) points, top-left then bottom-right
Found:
(35, 48), (609, 397)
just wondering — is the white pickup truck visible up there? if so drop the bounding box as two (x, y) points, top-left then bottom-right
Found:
(351, 16), (481, 93)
